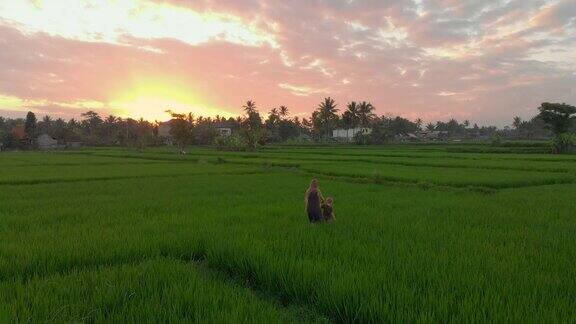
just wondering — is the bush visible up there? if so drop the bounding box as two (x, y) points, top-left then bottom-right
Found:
(214, 135), (249, 151)
(552, 133), (576, 154)
(490, 133), (502, 146)
(354, 133), (371, 145)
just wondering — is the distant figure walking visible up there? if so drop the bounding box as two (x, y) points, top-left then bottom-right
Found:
(305, 179), (324, 223)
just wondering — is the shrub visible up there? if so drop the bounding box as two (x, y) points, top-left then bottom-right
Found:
(214, 135), (249, 151)
(354, 133), (371, 145)
(490, 133), (502, 146)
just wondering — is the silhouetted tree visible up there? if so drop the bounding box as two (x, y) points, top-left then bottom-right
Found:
(166, 110), (194, 153)
(358, 101), (375, 127)
(415, 118), (423, 131)
(24, 111), (37, 142)
(240, 101), (264, 149)
(279, 106), (289, 118)
(313, 97), (339, 139)
(243, 100), (257, 114)
(342, 102), (360, 128)
(537, 102), (576, 136)
(265, 108), (281, 142)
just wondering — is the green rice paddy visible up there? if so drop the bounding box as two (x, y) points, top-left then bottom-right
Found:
(1, 145), (575, 322)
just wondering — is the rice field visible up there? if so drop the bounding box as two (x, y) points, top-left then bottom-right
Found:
(1, 145), (575, 322)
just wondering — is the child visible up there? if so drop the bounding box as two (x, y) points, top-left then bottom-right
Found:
(322, 197), (335, 223)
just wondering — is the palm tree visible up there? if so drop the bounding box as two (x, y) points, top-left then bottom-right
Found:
(269, 107), (279, 118)
(426, 123), (435, 131)
(279, 106), (289, 118)
(243, 100), (257, 114)
(512, 116), (522, 130)
(318, 97), (338, 120)
(105, 115), (118, 124)
(358, 101), (375, 127)
(342, 101), (360, 128)
(315, 97), (339, 138)
(415, 118), (423, 131)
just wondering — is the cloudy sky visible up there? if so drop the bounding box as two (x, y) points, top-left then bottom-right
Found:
(0, 0), (574, 125)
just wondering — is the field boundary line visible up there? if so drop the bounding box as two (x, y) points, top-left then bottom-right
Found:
(258, 149), (576, 163)
(230, 155), (575, 174)
(76, 152), (198, 163)
(1, 161), (178, 168)
(214, 159), (576, 192)
(299, 168), (576, 191)
(63, 151), (576, 175)
(0, 170), (267, 186)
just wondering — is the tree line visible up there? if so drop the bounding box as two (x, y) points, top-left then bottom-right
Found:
(1, 98), (574, 152)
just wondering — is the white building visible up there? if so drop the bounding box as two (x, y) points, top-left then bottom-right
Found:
(37, 134), (58, 150)
(332, 127), (372, 141)
(417, 131), (449, 140)
(214, 122), (233, 137)
(216, 127), (232, 136)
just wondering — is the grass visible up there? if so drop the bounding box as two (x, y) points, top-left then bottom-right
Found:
(1, 145), (575, 322)
(0, 258), (325, 323)
(299, 161), (574, 188)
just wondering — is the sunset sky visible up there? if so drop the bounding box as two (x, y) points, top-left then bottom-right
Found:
(0, 0), (574, 125)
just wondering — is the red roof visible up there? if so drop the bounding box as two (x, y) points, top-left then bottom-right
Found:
(12, 125), (28, 140)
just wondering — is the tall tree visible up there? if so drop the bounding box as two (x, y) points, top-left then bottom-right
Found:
(415, 118), (423, 131)
(24, 111), (37, 140)
(81, 110), (103, 144)
(38, 115), (53, 135)
(342, 101), (360, 128)
(279, 106), (289, 118)
(166, 110), (194, 153)
(512, 116), (523, 130)
(537, 102), (576, 135)
(357, 101), (375, 127)
(268, 107), (279, 119)
(241, 101), (264, 149)
(243, 100), (257, 114)
(314, 97), (339, 139)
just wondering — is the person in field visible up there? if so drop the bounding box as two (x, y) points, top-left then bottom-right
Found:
(322, 197), (335, 222)
(305, 179), (324, 223)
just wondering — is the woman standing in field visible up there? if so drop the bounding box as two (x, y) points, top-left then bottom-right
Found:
(305, 179), (324, 223)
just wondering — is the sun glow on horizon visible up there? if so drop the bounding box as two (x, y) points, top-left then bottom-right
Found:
(110, 77), (235, 122)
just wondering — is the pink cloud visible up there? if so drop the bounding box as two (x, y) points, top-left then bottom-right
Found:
(0, 0), (575, 126)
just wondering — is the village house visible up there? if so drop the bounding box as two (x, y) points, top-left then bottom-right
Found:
(418, 131), (449, 141)
(332, 127), (372, 141)
(396, 131), (450, 142)
(395, 133), (419, 141)
(214, 121), (233, 137)
(11, 124), (30, 146)
(37, 134), (58, 150)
